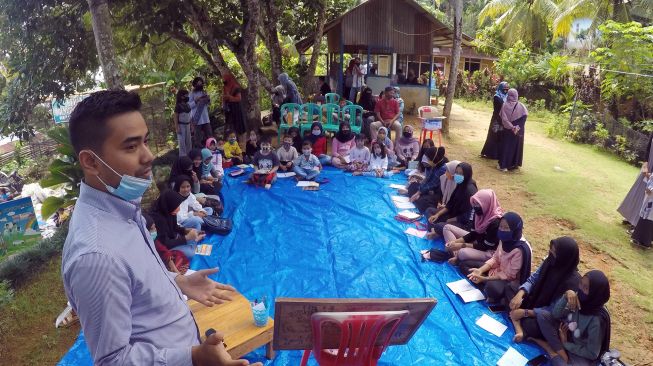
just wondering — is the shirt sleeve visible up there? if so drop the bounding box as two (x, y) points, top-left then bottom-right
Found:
(188, 92), (197, 109)
(520, 263), (542, 294)
(65, 253), (192, 366)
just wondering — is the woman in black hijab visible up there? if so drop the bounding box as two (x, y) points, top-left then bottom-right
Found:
(188, 149), (216, 195)
(426, 162), (478, 237)
(168, 156), (200, 193)
(149, 190), (204, 259)
(357, 86), (376, 138)
(408, 147), (448, 213)
(531, 270), (611, 366)
(508, 236), (581, 343)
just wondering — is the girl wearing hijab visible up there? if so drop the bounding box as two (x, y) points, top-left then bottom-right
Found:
(189, 149), (221, 195)
(149, 190), (205, 258)
(498, 88), (528, 171)
(271, 84), (286, 125)
(531, 270), (611, 366)
(307, 122), (331, 166)
(172, 175), (213, 231)
(408, 147), (448, 213)
(409, 139), (436, 175)
(426, 162), (478, 237)
(357, 86), (377, 137)
(168, 156), (200, 193)
(467, 212), (532, 305)
(508, 237), (581, 343)
(223, 73), (247, 137)
(278, 73), (302, 104)
(288, 126), (303, 153)
(331, 122), (357, 169)
(371, 127), (397, 167)
(481, 81), (509, 159)
(395, 125), (420, 167)
(618, 132), (653, 227)
(422, 189), (503, 264)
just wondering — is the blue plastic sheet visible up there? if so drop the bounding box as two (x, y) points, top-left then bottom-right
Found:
(58, 167), (543, 365)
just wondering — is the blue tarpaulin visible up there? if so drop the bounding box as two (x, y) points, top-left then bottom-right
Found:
(58, 167), (542, 365)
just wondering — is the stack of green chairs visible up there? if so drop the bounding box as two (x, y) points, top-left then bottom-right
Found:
(325, 93), (340, 105)
(299, 103), (322, 136)
(321, 103), (341, 134)
(278, 103), (302, 143)
(340, 105), (364, 135)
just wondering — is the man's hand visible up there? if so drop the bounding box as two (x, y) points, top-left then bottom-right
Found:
(176, 268), (236, 307)
(192, 330), (262, 366)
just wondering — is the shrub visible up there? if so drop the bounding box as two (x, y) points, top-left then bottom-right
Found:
(0, 280), (14, 308)
(592, 123), (610, 146)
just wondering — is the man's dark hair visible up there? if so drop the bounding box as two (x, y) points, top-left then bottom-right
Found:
(319, 76), (325, 82)
(68, 90), (142, 155)
(260, 136), (272, 144)
(302, 141), (312, 148)
(384, 86), (395, 93)
(192, 76), (204, 86)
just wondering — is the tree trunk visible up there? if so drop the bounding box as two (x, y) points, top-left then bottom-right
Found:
(260, 0), (283, 82)
(301, 0), (327, 97)
(87, 0), (123, 90)
(442, 0), (463, 135)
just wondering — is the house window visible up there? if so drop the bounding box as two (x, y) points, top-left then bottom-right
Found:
(464, 58), (481, 74)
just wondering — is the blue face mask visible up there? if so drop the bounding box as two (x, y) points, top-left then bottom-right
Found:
(90, 151), (152, 202)
(497, 230), (513, 242)
(453, 174), (464, 184)
(150, 231), (157, 242)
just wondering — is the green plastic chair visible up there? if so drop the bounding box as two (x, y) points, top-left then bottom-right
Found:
(325, 93), (340, 105)
(340, 105), (364, 135)
(345, 100), (354, 106)
(278, 103), (302, 144)
(299, 103), (323, 136)
(321, 103), (342, 134)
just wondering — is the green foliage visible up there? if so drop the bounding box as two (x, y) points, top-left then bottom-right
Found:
(537, 54), (571, 86)
(472, 24), (504, 56)
(495, 41), (541, 88)
(39, 127), (82, 219)
(478, 0), (558, 49)
(0, 280), (13, 308)
(591, 122), (610, 146)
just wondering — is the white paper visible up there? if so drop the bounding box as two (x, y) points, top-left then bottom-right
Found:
(459, 288), (486, 303)
(389, 184), (407, 189)
(398, 210), (421, 220)
(476, 314), (508, 337)
(446, 279), (476, 295)
(277, 172), (296, 178)
(496, 347), (528, 366)
(394, 201), (416, 209)
(391, 195), (410, 203)
(237, 164), (253, 169)
(297, 181), (319, 187)
(404, 227), (427, 239)
(254, 169), (271, 174)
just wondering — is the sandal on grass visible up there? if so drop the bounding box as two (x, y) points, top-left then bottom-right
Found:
(55, 303), (79, 329)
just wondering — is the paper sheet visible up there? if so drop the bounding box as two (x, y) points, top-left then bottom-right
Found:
(254, 169), (271, 175)
(391, 195), (410, 203)
(476, 314), (508, 337)
(459, 288), (486, 303)
(446, 279), (476, 295)
(237, 164), (253, 169)
(397, 210), (421, 220)
(297, 181), (319, 187)
(394, 201), (417, 209)
(277, 172), (296, 178)
(389, 184), (407, 189)
(496, 347), (528, 366)
(404, 227), (427, 239)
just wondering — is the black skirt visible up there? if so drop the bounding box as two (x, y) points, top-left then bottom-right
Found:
(226, 101), (247, 134)
(632, 217), (653, 247)
(498, 116), (526, 170)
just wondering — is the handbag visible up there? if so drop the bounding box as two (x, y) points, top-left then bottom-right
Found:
(203, 197), (224, 216)
(202, 216), (233, 235)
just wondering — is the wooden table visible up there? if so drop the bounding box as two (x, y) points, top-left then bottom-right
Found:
(188, 292), (275, 360)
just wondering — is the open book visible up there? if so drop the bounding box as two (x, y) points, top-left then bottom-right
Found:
(446, 279), (485, 303)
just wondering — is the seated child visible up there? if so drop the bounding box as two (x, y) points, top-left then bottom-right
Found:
(250, 136), (280, 187)
(144, 213), (189, 274)
(346, 134), (371, 172)
(244, 130), (260, 164)
(354, 141), (394, 178)
(331, 122), (356, 169)
(200, 148), (223, 193)
(173, 175), (213, 231)
(307, 122), (331, 166)
(277, 134), (298, 172)
(293, 141), (322, 181)
(395, 125), (420, 167)
(223, 130), (243, 165)
(205, 137), (224, 179)
(372, 127), (397, 167)
(288, 126), (303, 152)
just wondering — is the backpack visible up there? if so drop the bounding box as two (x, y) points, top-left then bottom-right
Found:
(202, 216), (233, 235)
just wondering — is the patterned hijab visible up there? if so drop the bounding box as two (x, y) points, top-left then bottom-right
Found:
(439, 160), (460, 205)
(495, 81), (509, 102)
(471, 189), (503, 233)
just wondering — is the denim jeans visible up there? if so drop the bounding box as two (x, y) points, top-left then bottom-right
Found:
(179, 207), (214, 231)
(293, 166), (320, 180)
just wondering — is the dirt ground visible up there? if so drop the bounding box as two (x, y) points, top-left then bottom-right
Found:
(415, 103), (653, 365)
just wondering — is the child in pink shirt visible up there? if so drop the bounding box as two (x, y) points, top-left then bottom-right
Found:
(331, 122), (357, 169)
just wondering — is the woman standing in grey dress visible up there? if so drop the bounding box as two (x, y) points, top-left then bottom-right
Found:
(618, 135), (653, 226)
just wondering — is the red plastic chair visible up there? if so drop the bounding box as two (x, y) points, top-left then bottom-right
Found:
(299, 310), (409, 366)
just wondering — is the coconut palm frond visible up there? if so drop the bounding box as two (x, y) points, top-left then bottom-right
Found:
(478, 0), (517, 25)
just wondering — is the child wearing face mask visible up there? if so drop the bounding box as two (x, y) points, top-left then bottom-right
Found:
(205, 138), (224, 178)
(144, 213), (189, 275)
(224, 131), (243, 165)
(395, 125), (420, 167)
(277, 134), (298, 172)
(371, 127), (397, 168)
(244, 130), (260, 164)
(331, 122), (357, 169)
(307, 122), (331, 166)
(354, 141), (394, 178)
(293, 141), (322, 181)
(250, 136), (280, 187)
(346, 134), (371, 172)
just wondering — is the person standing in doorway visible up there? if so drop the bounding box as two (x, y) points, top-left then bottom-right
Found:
(481, 81), (509, 159)
(189, 76), (213, 148)
(62, 90), (260, 366)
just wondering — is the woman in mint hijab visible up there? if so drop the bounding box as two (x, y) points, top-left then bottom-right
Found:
(481, 81), (509, 159)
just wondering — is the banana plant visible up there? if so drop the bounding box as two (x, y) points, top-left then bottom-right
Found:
(39, 127), (83, 220)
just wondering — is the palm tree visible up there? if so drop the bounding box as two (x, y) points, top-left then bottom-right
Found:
(553, 0), (653, 37)
(478, 0), (560, 49)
